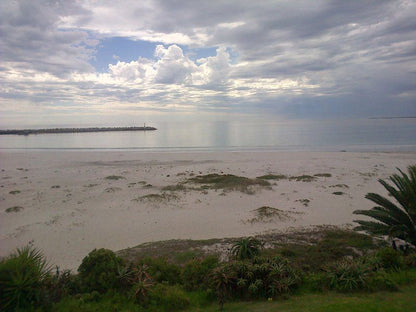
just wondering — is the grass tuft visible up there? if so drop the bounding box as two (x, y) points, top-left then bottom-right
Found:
(290, 175), (317, 182)
(248, 206), (300, 223)
(257, 174), (288, 180)
(5, 206), (24, 213)
(105, 175), (125, 180)
(136, 193), (179, 202)
(314, 173), (332, 177)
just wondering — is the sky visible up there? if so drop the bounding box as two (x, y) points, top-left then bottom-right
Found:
(0, 0), (415, 128)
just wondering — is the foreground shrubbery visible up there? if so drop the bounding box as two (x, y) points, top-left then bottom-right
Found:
(1, 241), (416, 311)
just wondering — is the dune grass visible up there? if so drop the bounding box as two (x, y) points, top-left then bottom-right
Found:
(5, 206), (24, 213)
(187, 173), (270, 194)
(105, 175), (125, 180)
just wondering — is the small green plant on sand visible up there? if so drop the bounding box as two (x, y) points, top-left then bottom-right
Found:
(257, 174), (288, 180)
(248, 206), (298, 223)
(136, 193), (179, 202)
(5, 206), (23, 213)
(290, 175), (317, 182)
(9, 190), (21, 194)
(314, 173), (332, 177)
(105, 175), (125, 180)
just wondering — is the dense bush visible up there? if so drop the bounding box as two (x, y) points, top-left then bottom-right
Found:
(148, 283), (190, 311)
(78, 248), (124, 293)
(43, 267), (81, 306)
(0, 246), (51, 311)
(376, 247), (404, 271)
(138, 257), (182, 285)
(212, 256), (301, 300)
(404, 251), (416, 268)
(182, 256), (219, 291)
(366, 271), (399, 291)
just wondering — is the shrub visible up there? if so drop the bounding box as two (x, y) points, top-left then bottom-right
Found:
(0, 246), (51, 311)
(138, 257), (181, 285)
(404, 252), (416, 268)
(148, 284), (190, 311)
(42, 267), (80, 306)
(376, 248), (404, 271)
(182, 256), (219, 291)
(78, 248), (123, 293)
(304, 272), (327, 292)
(366, 271), (399, 292)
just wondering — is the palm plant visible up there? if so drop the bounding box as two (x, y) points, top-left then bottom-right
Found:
(230, 237), (262, 260)
(353, 165), (416, 246)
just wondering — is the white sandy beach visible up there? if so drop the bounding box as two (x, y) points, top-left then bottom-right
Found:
(0, 150), (415, 270)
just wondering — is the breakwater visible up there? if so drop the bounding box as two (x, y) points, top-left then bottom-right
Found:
(0, 126), (157, 135)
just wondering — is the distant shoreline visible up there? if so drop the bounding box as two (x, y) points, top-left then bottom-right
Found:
(369, 116), (416, 119)
(0, 126), (157, 136)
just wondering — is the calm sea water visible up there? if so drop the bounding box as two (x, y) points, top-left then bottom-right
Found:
(0, 118), (415, 152)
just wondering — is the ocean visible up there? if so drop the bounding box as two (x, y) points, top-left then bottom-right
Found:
(0, 118), (415, 152)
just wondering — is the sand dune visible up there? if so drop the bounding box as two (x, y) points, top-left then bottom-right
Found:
(0, 150), (415, 270)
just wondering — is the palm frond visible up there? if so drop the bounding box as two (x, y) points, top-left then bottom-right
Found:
(354, 165), (416, 246)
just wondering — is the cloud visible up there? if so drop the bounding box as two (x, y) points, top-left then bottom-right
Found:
(1, 0), (415, 126)
(0, 0), (95, 76)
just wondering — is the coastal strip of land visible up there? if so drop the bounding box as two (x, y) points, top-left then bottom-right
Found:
(0, 126), (157, 135)
(0, 150), (415, 270)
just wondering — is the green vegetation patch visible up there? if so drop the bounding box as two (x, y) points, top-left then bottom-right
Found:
(105, 187), (122, 193)
(5, 206), (24, 213)
(187, 173), (270, 194)
(9, 190), (21, 194)
(296, 199), (311, 207)
(258, 173), (332, 182)
(105, 175), (125, 180)
(162, 183), (187, 192)
(84, 183), (98, 188)
(136, 193), (179, 203)
(248, 206), (301, 223)
(257, 174), (288, 180)
(330, 184), (349, 188)
(332, 191), (345, 195)
(314, 173), (332, 177)
(117, 239), (220, 264)
(289, 175), (317, 182)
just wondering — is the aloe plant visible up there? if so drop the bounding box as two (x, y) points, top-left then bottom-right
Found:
(0, 246), (51, 311)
